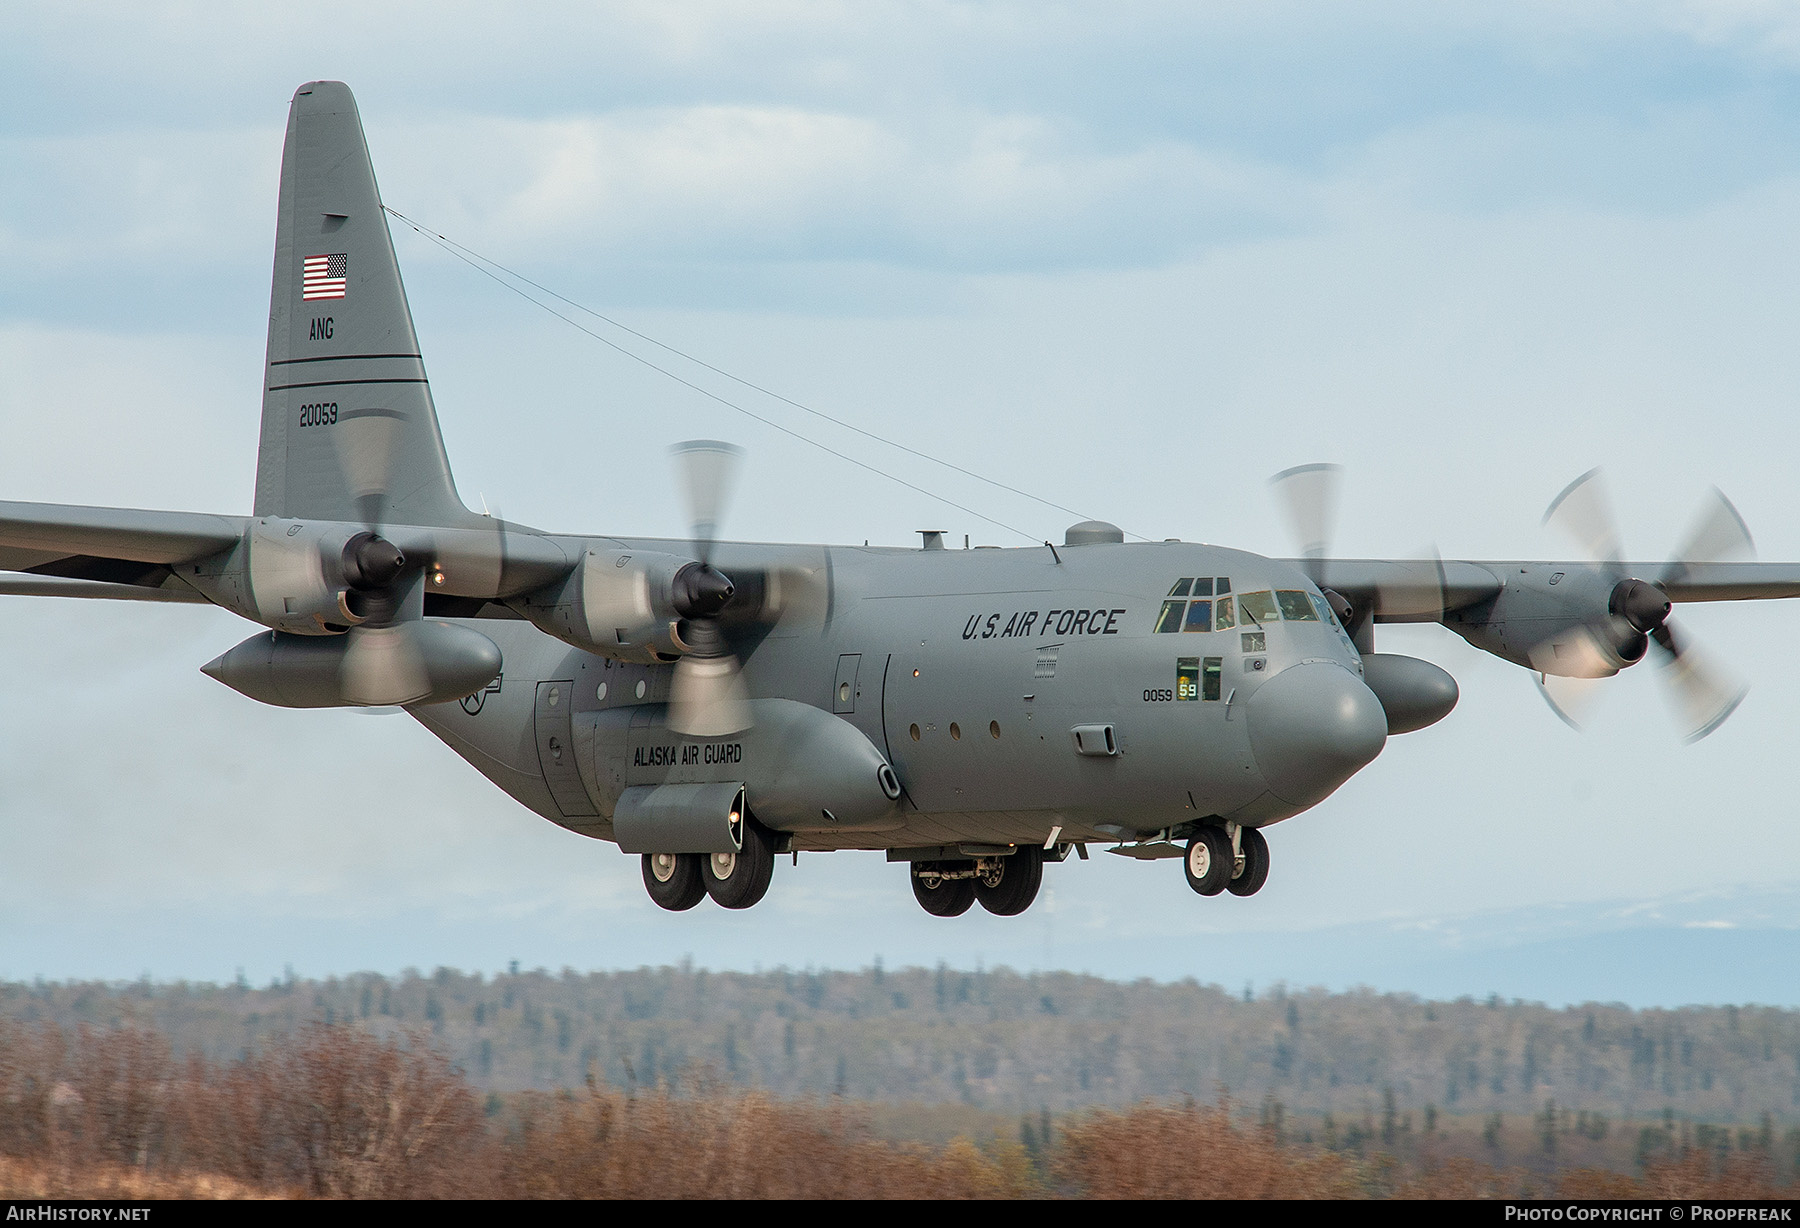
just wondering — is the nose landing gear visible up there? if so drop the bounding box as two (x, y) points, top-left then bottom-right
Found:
(1226, 826), (1270, 897)
(1184, 824), (1270, 898)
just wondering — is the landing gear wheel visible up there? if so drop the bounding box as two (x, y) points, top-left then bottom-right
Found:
(1184, 827), (1233, 896)
(974, 847), (1044, 916)
(642, 852), (705, 911)
(1226, 827), (1270, 897)
(702, 820), (775, 909)
(912, 865), (976, 917)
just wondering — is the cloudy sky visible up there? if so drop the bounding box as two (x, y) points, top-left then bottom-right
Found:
(6, 2), (1800, 1005)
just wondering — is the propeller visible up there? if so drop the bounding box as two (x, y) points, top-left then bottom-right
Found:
(667, 440), (752, 737)
(1538, 468), (1750, 742)
(1268, 463), (1445, 649)
(1270, 463), (1341, 586)
(333, 408), (437, 706)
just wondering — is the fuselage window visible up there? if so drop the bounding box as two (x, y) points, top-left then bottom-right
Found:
(1238, 590), (1279, 625)
(1183, 600), (1212, 633)
(1202, 657), (1223, 701)
(1276, 590), (1318, 621)
(1154, 600), (1186, 633)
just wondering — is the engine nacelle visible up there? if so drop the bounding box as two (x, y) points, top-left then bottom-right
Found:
(201, 623), (502, 708)
(1444, 564), (1656, 678)
(187, 518), (393, 635)
(519, 547), (696, 663)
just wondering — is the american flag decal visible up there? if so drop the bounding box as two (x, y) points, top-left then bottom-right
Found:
(302, 253), (348, 300)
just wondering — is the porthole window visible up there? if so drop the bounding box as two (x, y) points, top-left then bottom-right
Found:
(989, 720), (1000, 739)
(596, 682), (608, 701)
(635, 679), (648, 700)
(839, 682), (851, 703)
(950, 722), (962, 741)
(909, 723), (921, 742)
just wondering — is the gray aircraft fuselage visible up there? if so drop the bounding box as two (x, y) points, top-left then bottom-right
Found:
(412, 537), (1375, 853)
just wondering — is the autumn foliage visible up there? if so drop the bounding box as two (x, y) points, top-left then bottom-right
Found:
(2, 1016), (1796, 1199)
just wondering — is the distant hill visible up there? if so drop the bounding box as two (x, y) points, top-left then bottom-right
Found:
(6, 964), (1799, 1127)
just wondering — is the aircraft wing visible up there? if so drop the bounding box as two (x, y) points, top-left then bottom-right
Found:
(0, 500), (244, 602)
(1294, 557), (1800, 624)
(1289, 559), (1503, 623)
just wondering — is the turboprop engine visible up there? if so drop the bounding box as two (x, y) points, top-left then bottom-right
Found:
(220, 517), (412, 634)
(520, 546), (715, 663)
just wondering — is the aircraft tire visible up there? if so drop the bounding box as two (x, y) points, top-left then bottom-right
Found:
(1225, 827), (1270, 897)
(1183, 827), (1234, 897)
(703, 821), (775, 909)
(974, 847), (1043, 916)
(912, 866), (976, 917)
(642, 852), (705, 911)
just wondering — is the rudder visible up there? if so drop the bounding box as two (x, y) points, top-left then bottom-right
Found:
(255, 81), (484, 530)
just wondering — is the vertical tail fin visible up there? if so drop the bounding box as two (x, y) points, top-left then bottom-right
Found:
(255, 81), (483, 530)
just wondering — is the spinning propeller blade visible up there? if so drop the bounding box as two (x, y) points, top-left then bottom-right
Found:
(1535, 671), (1602, 732)
(1269, 462), (1342, 584)
(668, 440), (752, 737)
(331, 402), (436, 706)
(1538, 467), (1748, 742)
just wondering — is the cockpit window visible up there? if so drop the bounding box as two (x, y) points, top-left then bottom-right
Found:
(1309, 592), (1339, 627)
(1155, 578), (1234, 631)
(1276, 590), (1318, 621)
(1237, 590), (1279, 625)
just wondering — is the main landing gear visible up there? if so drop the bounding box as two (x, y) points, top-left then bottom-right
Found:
(641, 819), (777, 911)
(911, 847), (1045, 917)
(1184, 824), (1269, 898)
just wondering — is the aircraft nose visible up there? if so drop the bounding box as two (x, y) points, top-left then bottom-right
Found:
(1247, 662), (1388, 808)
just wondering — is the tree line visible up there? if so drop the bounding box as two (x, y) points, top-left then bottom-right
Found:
(5, 964), (1797, 1127)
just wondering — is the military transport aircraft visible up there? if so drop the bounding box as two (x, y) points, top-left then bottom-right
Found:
(6, 82), (1797, 919)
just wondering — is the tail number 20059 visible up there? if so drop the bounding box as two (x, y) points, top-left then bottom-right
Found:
(298, 402), (338, 428)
